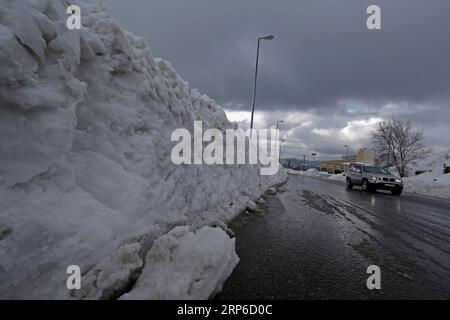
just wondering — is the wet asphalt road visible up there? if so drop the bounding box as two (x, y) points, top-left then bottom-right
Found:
(218, 175), (450, 299)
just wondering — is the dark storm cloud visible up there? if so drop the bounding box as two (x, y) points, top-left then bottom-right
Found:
(97, 0), (450, 109)
(85, 0), (450, 155)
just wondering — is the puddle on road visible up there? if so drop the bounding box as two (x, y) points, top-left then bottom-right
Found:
(350, 237), (416, 281)
(300, 190), (354, 223)
(299, 190), (428, 282)
(301, 190), (336, 216)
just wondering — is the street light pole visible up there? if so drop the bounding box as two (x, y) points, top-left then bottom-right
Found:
(276, 120), (284, 130)
(250, 35), (274, 130)
(345, 145), (349, 172)
(280, 138), (286, 160)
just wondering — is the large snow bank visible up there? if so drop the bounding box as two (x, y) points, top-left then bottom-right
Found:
(403, 150), (450, 199)
(120, 226), (239, 300)
(0, 0), (281, 299)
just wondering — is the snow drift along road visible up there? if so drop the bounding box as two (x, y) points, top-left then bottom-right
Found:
(0, 0), (281, 299)
(403, 150), (450, 199)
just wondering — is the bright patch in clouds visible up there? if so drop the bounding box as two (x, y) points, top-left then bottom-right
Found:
(224, 109), (273, 129)
(309, 117), (382, 142)
(223, 109), (384, 158)
(340, 117), (383, 141)
(224, 110), (251, 123)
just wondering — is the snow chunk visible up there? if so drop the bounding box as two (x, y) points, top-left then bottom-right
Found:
(257, 197), (266, 205)
(120, 226), (239, 300)
(246, 200), (259, 212)
(77, 242), (144, 300)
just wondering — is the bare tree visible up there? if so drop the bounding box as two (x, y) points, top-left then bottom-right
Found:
(372, 119), (429, 177)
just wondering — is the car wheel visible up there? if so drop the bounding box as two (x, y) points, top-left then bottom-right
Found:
(362, 180), (371, 192)
(346, 178), (353, 190)
(391, 189), (402, 196)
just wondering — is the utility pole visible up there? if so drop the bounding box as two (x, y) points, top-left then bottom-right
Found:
(303, 154), (306, 171)
(345, 145), (349, 172)
(279, 138), (286, 160)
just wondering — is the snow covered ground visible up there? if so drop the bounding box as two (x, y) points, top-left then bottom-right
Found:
(0, 0), (282, 299)
(402, 150), (450, 199)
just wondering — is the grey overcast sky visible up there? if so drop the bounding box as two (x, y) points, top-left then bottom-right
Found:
(87, 0), (450, 159)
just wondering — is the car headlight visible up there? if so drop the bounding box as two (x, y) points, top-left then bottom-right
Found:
(396, 179), (403, 183)
(369, 176), (377, 181)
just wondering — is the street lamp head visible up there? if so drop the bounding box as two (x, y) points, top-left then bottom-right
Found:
(260, 35), (274, 40)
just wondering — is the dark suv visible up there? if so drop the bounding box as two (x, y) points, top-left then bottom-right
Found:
(346, 165), (404, 195)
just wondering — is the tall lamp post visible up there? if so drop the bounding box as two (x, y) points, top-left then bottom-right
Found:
(280, 137), (286, 160)
(276, 120), (284, 131)
(345, 144), (349, 172)
(250, 35), (274, 130)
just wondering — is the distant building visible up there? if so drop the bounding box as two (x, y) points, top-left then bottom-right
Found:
(319, 148), (379, 173)
(356, 148), (376, 166)
(320, 160), (346, 174)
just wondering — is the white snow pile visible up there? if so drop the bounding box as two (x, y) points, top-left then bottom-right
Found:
(120, 226), (239, 300)
(0, 0), (282, 299)
(287, 168), (321, 177)
(403, 150), (450, 199)
(327, 173), (346, 182)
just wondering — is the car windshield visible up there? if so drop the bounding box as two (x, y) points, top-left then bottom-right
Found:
(363, 166), (389, 174)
